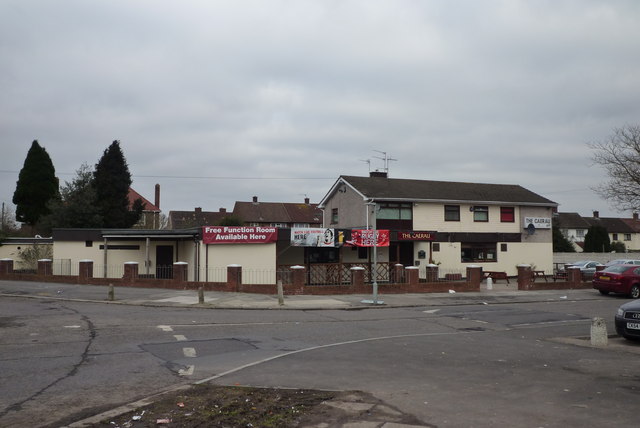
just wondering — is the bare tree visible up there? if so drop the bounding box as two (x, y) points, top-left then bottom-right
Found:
(590, 124), (640, 211)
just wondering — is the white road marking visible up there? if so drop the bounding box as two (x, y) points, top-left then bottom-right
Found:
(64, 325), (82, 329)
(174, 335), (187, 341)
(158, 325), (173, 332)
(196, 330), (471, 385)
(183, 347), (197, 358)
(423, 309), (440, 314)
(179, 365), (195, 376)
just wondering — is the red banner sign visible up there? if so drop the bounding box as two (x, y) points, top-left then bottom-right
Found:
(202, 226), (278, 244)
(397, 231), (437, 241)
(348, 229), (390, 247)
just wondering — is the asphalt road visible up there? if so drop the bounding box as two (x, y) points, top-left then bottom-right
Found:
(1, 290), (639, 427)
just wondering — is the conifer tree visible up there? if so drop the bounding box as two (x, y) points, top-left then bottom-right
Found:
(583, 225), (611, 252)
(93, 141), (141, 228)
(12, 140), (59, 227)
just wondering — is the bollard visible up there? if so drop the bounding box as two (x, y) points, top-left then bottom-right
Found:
(108, 284), (114, 301)
(590, 317), (608, 347)
(198, 287), (204, 304)
(486, 277), (493, 290)
(277, 280), (284, 306)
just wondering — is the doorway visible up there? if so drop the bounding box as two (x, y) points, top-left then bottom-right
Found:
(156, 245), (174, 279)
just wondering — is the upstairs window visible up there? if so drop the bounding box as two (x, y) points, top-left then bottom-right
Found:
(473, 206), (489, 222)
(377, 202), (412, 220)
(500, 207), (515, 222)
(331, 208), (339, 224)
(444, 205), (460, 221)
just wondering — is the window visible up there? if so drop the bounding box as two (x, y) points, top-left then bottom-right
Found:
(433, 243), (440, 252)
(500, 207), (515, 222)
(500, 243), (508, 252)
(85, 241), (93, 247)
(461, 243), (497, 262)
(613, 233), (619, 241)
(377, 202), (412, 220)
(576, 229), (585, 238)
(625, 234), (632, 241)
(473, 206), (489, 222)
(331, 208), (338, 224)
(444, 205), (460, 221)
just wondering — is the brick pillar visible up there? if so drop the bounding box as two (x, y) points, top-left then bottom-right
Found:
(517, 264), (533, 290)
(123, 262), (139, 282)
(425, 264), (439, 283)
(79, 260), (93, 282)
(406, 266), (419, 286)
(567, 266), (582, 286)
(291, 265), (306, 292)
(351, 266), (365, 287)
(173, 262), (188, 282)
(466, 265), (482, 290)
(392, 264), (405, 283)
(38, 259), (53, 276)
(0, 258), (14, 275)
(227, 264), (242, 291)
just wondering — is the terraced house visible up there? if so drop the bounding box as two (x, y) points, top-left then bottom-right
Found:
(319, 172), (558, 278)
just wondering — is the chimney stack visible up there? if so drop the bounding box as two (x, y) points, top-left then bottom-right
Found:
(634, 212), (639, 221)
(593, 211), (599, 219)
(154, 184), (160, 209)
(195, 207), (202, 214)
(220, 208), (226, 213)
(304, 197), (310, 205)
(252, 196), (258, 203)
(370, 171), (388, 178)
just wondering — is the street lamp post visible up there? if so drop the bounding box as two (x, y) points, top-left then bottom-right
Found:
(362, 201), (384, 305)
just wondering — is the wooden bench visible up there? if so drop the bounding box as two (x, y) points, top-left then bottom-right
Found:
(532, 270), (549, 282)
(483, 271), (510, 284)
(552, 271), (567, 282)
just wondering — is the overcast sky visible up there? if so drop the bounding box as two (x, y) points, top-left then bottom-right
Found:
(2, 0), (640, 222)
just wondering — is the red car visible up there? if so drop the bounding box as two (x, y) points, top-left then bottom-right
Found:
(593, 264), (640, 298)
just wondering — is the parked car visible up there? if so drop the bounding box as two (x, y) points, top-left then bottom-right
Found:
(605, 259), (640, 266)
(568, 260), (604, 277)
(615, 299), (640, 340)
(593, 264), (640, 298)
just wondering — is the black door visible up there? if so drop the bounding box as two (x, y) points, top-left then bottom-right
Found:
(156, 245), (173, 279)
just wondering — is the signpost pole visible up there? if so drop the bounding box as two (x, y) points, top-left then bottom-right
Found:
(362, 202), (383, 305)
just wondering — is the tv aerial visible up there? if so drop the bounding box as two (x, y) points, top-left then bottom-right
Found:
(373, 150), (397, 174)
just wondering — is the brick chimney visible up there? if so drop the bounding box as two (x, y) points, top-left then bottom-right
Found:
(304, 197), (310, 205)
(593, 211), (599, 219)
(252, 196), (258, 203)
(370, 171), (388, 178)
(154, 184), (160, 209)
(220, 208), (226, 213)
(195, 207), (202, 214)
(634, 212), (639, 221)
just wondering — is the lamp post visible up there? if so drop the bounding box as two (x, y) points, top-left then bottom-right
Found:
(362, 201), (383, 305)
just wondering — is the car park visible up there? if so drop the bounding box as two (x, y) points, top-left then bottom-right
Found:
(568, 260), (604, 278)
(615, 299), (640, 340)
(605, 259), (640, 266)
(593, 264), (640, 298)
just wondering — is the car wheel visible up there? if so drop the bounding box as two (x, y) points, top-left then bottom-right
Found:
(599, 290), (610, 295)
(630, 285), (640, 299)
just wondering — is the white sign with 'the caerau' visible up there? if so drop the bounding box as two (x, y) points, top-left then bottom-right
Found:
(524, 217), (551, 229)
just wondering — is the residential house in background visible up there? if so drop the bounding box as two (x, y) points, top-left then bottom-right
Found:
(128, 184), (162, 230)
(319, 172), (557, 277)
(168, 207), (231, 229)
(232, 196), (322, 228)
(556, 211), (640, 252)
(554, 212), (592, 252)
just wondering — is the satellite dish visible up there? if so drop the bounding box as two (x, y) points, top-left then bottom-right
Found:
(526, 223), (536, 235)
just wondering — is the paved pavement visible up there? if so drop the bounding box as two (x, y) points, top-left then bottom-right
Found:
(0, 279), (602, 428)
(0, 278), (598, 310)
